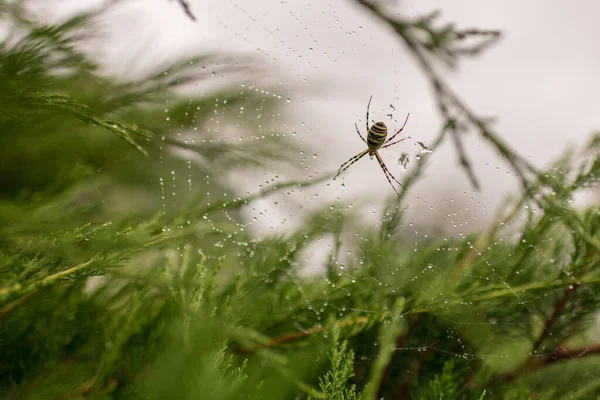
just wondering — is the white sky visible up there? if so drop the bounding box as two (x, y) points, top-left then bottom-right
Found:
(49, 0), (600, 237)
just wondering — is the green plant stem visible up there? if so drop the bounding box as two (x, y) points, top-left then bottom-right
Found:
(0, 259), (95, 317)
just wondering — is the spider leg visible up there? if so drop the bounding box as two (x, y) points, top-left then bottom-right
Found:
(355, 123), (366, 143)
(381, 136), (412, 149)
(380, 158), (407, 190)
(374, 151), (406, 196)
(366, 95), (373, 132)
(383, 112), (410, 144)
(334, 149), (369, 180)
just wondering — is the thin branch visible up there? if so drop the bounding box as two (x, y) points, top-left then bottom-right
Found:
(234, 315), (372, 354)
(531, 282), (577, 355)
(499, 344), (600, 382)
(54, 369), (128, 400)
(498, 256), (594, 382)
(534, 256), (593, 352)
(541, 344), (600, 365)
(176, 0), (196, 21)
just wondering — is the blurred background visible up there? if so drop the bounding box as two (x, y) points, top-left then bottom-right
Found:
(17, 0), (600, 251)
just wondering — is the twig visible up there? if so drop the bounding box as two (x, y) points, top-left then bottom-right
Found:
(532, 258), (592, 353)
(54, 370), (128, 400)
(541, 344), (600, 365)
(234, 315), (371, 354)
(176, 0), (196, 21)
(499, 256), (594, 382)
(531, 285), (576, 354)
(499, 344), (600, 382)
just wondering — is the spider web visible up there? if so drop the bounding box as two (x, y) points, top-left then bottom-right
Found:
(77, 0), (600, 397)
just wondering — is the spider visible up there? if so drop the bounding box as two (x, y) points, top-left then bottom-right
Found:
(333, 96), (410, 197)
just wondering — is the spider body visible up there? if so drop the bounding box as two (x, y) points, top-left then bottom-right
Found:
(333, 97), (410, 197)
(367, 121), (388, 151)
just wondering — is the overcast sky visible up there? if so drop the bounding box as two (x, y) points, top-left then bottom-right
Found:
(49, 0), (600, 237)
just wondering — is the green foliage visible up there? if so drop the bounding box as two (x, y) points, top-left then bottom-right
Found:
(1, 3), (600, 400)
(422, 361), (465, 400)
(309, 326), (364, 400)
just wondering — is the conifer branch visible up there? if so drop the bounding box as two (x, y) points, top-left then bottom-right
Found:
(0, 259), (95, 318)
(19, 93), (154, 155)
(197, 174), (332, 215)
